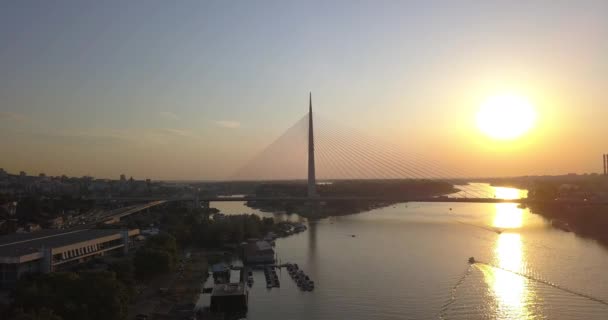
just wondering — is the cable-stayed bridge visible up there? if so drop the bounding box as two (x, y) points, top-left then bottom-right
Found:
(230, 93), (507, 201)
(92, 94), (608, 207)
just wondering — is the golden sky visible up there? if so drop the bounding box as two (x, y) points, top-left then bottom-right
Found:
(1, 1), (606, 180)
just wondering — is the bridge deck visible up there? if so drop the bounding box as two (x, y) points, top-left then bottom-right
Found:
(86, 196), (608, 206)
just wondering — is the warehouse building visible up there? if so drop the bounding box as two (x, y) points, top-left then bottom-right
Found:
(0, 228), (139, 288)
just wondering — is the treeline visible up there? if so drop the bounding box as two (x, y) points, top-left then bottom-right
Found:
(2, 196), (94, 223)
(6, 271), (131, 320)
(253, 179), (456, 198)
(509, 176), (608, 248)
(159, 208), (275, 248)
(320, 180), (457, 197)
(529, 202), (608, 246)
(248, 180), (457, 217)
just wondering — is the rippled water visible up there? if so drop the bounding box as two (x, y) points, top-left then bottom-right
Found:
(201, 184), (608, 319)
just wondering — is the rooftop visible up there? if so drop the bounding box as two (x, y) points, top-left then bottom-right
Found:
(211, 283), (246, 297)
(255, 240), (272, 251)
(211, 263), (230, 273)
(0, 229), (129, 258)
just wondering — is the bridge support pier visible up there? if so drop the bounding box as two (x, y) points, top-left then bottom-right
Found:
(302, 200), (322, 219)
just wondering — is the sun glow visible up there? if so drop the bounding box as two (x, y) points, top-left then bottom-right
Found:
(476, 94), (537, 140)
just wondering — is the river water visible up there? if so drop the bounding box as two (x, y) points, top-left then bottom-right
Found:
(202, 184), (608, 319)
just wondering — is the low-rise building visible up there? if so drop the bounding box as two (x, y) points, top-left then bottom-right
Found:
(243, 239), (275, 264)
(141, 227), (160, 236)
(211, 262), (231, 283)
(46, 216), (65, 229)
(0, 202), (17, 216)
(24, 223), (41, 232)
(0, 228), (139, 288)
(210, 282), (248, 312)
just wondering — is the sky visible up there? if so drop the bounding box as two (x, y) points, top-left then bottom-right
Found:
(1, 0), (607, 180)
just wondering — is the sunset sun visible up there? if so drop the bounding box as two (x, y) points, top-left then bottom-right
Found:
(476, 94), (537, 140)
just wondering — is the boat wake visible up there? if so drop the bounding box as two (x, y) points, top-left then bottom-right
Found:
(438, 265), (473, 320)
(454, 220), (503, 234)
(474, 261), (608, 307)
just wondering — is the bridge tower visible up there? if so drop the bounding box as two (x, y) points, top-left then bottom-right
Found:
(308, 92), (318, 198)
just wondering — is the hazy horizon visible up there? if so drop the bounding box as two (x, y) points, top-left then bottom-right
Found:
(1, 1), (607, 180)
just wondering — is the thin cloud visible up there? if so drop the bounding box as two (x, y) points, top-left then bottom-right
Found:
(215, 120), (241, 129)
(44, 127), (199, 145)
(160, 128), (195, 137)
(159, 111), (179, 120)
(0, 112), (26, 121)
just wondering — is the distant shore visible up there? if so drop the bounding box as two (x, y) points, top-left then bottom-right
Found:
(526, 203), (608, 247)
(489, 176), (608, 248)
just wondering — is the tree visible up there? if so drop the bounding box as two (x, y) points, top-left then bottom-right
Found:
(16, 196), (43, 222)
(145, 233), (178, 260)
(12, 308), (63, 320)
(12, 272), (129, 320)
(134, 248), (174, 279)
(133, 233), (178, 279)
(109, 259), (136, 298)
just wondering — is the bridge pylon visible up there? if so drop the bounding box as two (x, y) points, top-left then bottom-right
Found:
(308, 92), (318, 198)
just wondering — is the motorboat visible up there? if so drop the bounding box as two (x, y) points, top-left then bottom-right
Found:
(468, 257), (476, 264)
(552, 219), (572, 232)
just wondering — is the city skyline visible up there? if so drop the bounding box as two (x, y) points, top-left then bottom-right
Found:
(1, 1), (607, 180)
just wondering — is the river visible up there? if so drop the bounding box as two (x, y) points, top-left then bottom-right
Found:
(200, 184), (608, 319)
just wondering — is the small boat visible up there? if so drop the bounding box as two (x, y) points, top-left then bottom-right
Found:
(468, 257), (476, 264)
(266, 283), (273, 289)
(552, 219), (572, 232)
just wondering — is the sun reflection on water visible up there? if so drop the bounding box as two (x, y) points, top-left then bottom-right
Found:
(494, 203), (523, 229)
(493, 187), (525, 230)
(494, 186), (528, 200)
(483, 186), (534, 319)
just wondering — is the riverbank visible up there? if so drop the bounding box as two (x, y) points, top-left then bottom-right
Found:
(128, 249), (208, 319)
(246, 179), (458, 218)
(488, 175), (608, 248)
(527, 203), (608, 247)
(246, 199), (400, 218)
